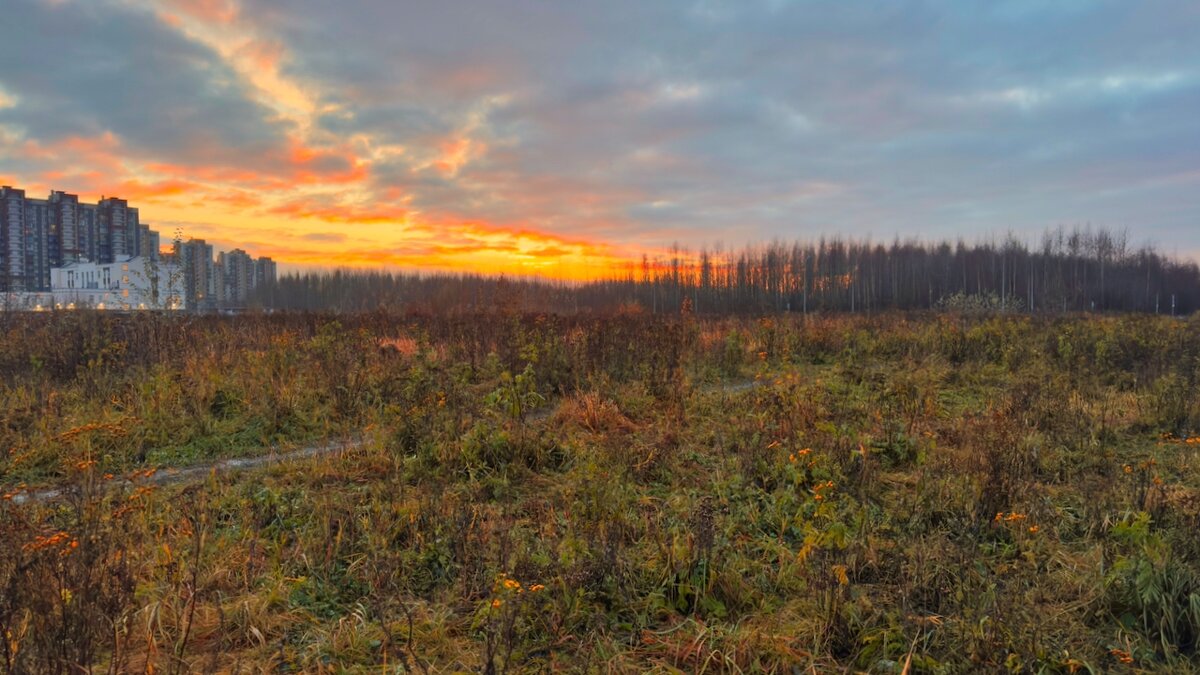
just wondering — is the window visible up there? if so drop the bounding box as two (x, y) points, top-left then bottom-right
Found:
(122, 264), (129, 272)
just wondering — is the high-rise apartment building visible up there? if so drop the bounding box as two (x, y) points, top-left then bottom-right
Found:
(1, 186), (27, 292)
(255, 257), (277, 289)
(47, 191), (80, 266)
(219, 248), (255, 305)
(0, 187), (157, 291)
(178, 238), (215, 311)
(138, 224), (159, 259)
(21, 196), (53, 291)
(96, 196), (139, 264)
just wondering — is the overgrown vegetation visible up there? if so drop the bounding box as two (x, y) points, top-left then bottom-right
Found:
(2, 310), (1200, 672)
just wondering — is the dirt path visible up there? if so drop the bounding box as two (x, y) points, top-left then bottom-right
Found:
(8, 378), (765, 505)
(8, 438), (370, 506)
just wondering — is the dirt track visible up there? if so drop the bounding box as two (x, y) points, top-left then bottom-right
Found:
(8, 378), (764, 505)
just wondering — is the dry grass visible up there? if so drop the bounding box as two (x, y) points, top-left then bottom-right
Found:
(1, 311), (1199, 672)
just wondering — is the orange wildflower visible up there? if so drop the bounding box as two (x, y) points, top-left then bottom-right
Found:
(1109, 648), (1133, 664)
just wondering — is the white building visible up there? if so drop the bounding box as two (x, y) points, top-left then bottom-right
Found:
(48, 256), (186, 310)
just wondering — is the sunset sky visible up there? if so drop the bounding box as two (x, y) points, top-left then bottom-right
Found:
(1, 0), (1198, 277)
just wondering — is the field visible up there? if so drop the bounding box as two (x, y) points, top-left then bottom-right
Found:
(2, 311), (1200, 673)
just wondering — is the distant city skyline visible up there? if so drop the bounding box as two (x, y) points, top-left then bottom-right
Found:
(1, 185), (274, 309)
(1, 1), (1198, 277)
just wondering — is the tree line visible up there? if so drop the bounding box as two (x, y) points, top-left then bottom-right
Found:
(253, 227), (1200, 315)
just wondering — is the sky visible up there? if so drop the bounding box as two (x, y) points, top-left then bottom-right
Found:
(1, 0), (1198, 277)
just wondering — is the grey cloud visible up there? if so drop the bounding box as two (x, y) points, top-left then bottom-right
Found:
(241, 0), (1200, 249)
(0, 0), (290, 169)
(300, 232), (348, 243)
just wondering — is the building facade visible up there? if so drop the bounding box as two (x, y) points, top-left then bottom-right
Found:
(21, 256), (188, 310)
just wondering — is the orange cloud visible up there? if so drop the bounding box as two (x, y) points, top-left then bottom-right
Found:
(449, 221), (618, 258)
(235, 37), (285, 73)
(524, 245), (572, 258)
(170, 0), (239, 25)
(149, 0), (315, 131)
(433, 136), (485, 176)
(207, 189), (263, 209)
(144, 162), (264, 185)
(267, 197), (411, 225)
(285, 141), (368, 185)
(22, 132), (124, 173)
(101, 178), (202, 201)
